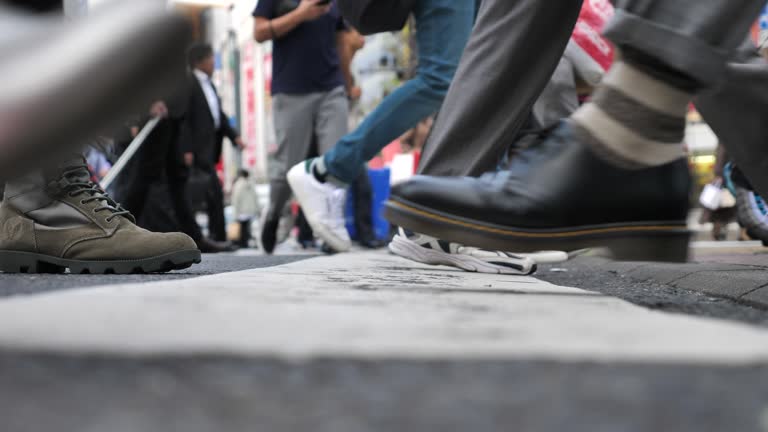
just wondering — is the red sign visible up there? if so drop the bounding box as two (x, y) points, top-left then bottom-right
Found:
(242, 41), (258, 169)
(571, 0), (615, 73)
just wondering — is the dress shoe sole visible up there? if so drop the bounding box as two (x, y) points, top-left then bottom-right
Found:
(0, 249), (201, 274)
(384, 199), (690, 263)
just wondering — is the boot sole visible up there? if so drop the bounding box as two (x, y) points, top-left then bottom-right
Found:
(0, 249), (201, 275)
(384, 199), (690, 263)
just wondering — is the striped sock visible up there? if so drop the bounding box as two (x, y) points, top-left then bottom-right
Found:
(570, 61), (691, 169)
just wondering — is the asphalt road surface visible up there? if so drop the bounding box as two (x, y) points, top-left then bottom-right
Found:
(0, 253), (312, 298)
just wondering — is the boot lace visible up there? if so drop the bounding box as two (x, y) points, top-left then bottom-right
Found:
(50, 162), (134, 223)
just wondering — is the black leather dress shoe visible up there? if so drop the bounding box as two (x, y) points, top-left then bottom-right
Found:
(197, 238), (239, 254)
(385, 122), (692, 262)
(0, 1), (190, 182)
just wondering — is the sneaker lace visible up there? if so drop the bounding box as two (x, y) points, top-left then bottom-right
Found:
(50, 162), (134, 223)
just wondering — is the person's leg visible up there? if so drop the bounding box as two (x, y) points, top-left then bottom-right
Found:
(290, 86), (351, 252)
(0, 154), (200, 274)
(417, 0), (583, 177)
(387, 0), (580, 273)
(262, 92), (318, 253)
(267, 93), (318, 221)
(164, 118), (204, 243)
(352, 170), (377, 246)
(318, 0), (475, 184)
(295, 209), (315, 248)
(386, 0), (767, 262)
(569, 0), (767, 169)
(205, 170), (227, 242)
(239, 218), (252, 248)
(120, 120), (168, 224)
(695, 45), (768, 199)
(314, 87), (349, 157)
(496, 55), (580, 171)
(696, 45), (768, 245)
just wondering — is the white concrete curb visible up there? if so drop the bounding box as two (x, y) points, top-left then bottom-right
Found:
(0, 251), (766, 364)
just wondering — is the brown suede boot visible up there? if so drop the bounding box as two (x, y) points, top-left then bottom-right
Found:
(0, 158), (201, 274)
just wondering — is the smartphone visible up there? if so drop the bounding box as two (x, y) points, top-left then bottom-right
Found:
(317, 0), (331, 4)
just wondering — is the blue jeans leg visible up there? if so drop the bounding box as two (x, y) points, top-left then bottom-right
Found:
(322, 0), (475, 184)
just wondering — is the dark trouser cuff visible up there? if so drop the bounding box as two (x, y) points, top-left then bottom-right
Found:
(603, 9), (729, 88)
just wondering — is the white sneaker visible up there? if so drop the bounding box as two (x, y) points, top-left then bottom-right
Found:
(287, 160), (351, 253)
(389, 228), (564, 275)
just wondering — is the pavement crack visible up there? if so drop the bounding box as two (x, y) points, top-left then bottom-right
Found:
(737, 281), (768, 301)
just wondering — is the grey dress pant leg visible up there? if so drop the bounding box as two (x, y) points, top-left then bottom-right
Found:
(267, 87), (349, 221)
(606, 1), (768, 196)
(417, 0), (583, 177)
(605, 0), (767, 87)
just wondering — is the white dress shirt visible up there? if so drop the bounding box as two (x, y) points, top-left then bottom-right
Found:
(194, 68), (221, 129)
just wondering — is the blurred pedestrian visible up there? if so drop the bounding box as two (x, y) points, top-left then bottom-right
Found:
(116, 100), (235, 254)
(180, 43), (244, 243)
(231, 169), (260, 248)
(699, 145), (737, 241)
(252, 0), (354, 254)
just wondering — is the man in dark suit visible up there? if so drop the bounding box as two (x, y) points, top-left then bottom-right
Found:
(180, 43), (244, 243)
(116, 98), (235, 254)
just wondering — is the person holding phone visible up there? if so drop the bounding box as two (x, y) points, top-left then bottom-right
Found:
(252, 0), (353, 254)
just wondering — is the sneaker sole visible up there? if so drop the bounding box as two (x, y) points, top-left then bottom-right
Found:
(287, 167), (351, 253)
(517, 251), (570, 264)
(384, 198), (690, 263)
(389, 235), (536, 275)
(0, 249), (201, 274)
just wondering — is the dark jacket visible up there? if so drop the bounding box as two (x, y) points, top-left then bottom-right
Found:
(179, 72), (239, 170)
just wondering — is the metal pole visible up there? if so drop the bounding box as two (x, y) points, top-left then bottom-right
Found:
(100, 117), (161, 191)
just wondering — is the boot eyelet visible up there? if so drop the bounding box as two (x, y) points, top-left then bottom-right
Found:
(80, 200), (87, 205)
